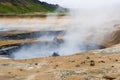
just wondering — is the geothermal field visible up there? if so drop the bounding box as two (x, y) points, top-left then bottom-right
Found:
(0, 15), (114, 59)
(0, 0), (120, 80)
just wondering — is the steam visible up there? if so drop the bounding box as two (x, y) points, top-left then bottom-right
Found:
(58, 0), (120, 55)
(0, 17), (68, 31)
(11, 0), (120, 59)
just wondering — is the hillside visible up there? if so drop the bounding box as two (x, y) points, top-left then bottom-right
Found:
(0, 0), (67, 14)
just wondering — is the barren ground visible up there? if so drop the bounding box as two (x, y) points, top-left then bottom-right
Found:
(0, 44), (120, 80)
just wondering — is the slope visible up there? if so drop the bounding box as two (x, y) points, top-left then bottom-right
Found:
(0, 0), (67, 14)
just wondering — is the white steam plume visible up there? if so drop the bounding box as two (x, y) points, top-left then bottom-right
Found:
(58, 0), (120, 55)
(12, 0), (120, 59)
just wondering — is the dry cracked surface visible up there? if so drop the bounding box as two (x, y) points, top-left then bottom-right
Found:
(0, 43), (120, 80)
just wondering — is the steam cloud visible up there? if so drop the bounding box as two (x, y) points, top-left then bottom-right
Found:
(11, 0), (120, 59)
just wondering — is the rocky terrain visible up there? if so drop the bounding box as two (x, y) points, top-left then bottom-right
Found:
(0, 43), (120, 80)
(0, 26), (120, 80)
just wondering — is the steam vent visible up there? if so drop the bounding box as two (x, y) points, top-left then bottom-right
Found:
(0, 0), (120, 80)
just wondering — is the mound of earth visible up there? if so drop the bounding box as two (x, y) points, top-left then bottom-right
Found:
(102, 25), (120, 47)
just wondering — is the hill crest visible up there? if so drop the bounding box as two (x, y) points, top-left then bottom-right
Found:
(0, 0), (67, 14)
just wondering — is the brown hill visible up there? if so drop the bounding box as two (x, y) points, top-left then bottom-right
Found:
(102, 25), (120, 47)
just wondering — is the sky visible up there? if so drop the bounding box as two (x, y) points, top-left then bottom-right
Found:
(40, 0), (72, 8)
(40, 0), (120, 9)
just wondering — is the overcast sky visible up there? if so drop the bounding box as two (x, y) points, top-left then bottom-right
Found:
(40, 0), (120, 9)
(40, 0), (72, 8)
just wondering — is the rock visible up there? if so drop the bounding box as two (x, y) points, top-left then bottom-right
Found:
(52, 52), (60, 57)
(81, 61), (86, 64)
(115, 59), (118, 62)
(68, 59), (75, 62)
(86, 56), (90, 59)
(99, 60), (105, 63)
(103, 74), (117, 80)
(90, 60), (95, 66)
(75, 64), (80, 67)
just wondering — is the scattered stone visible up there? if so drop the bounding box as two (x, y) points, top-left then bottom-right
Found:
(55, 64), (59, 67)
(50, 61), (53, 63)
(86, 56), (90, 59)
(99, 60), (105, 63)
(8, 72), (12, 74)
(37, 71), (40, 73)
(115, 59), (118, 62)
(19, 69), (23, 71)
(109, 58), (112, 60)
(103, 75), (116, 80)
(53, 64), (59, 69)
(69, 59), (75, 62)
(90, 60), (95, 66)
(84, 78), (89, 80)
(34, 63), (38, 65)
(81, 61), (86, 64)
(12, 75), (17, 78)
(75, 64), (80, 67)
(111, 66), (114, 68)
